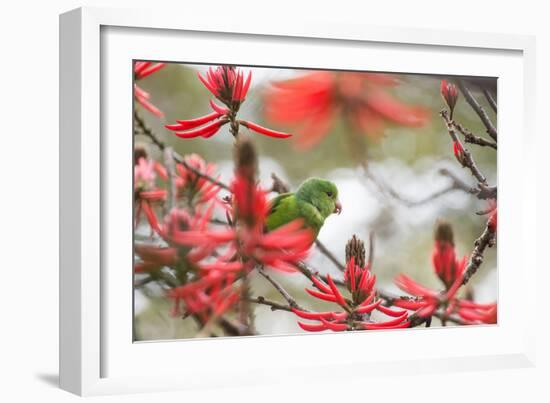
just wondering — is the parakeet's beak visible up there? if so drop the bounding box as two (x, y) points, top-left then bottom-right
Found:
(334, 200), (342, 215)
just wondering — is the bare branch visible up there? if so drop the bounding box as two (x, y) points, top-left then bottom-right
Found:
(438, 168), (496, 200)
(461, 221), (496, 286)
(270, 173), (290, 193)
(362, 163), (494, 207)
(482, 88), (497, 113)
(247, 296), (299, 313)
(257, 267), (304, 310)
(440, 110), (488, 186)
(457, 80), (497, 141)
(452, 121), (497, 150)
(134, 111), (230, 191)
(367, 231), (375, 269)
(314, 239), (345, 272)
(163, 147), (177, 212)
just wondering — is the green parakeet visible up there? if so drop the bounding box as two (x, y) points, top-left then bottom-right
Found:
(266, 178), (342, 239)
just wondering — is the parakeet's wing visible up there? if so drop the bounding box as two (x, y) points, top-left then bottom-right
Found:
(266, 193), (324, 237)
(266, 193), (296, 231)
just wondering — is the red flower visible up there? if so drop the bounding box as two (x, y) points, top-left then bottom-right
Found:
(293, 257), (410, 332)
(392, 220), (480, 321)
(456, 300), (497, 325)
(432, 220), (468, 289)
(393, 253), (497, 325)
(174, 154), (223, 204)
(432, 240), (467, 290)
(488, 210), (497, 233)
(134, 244), (177, 273)
(198, 65), (252, 105)
(393, 273), (462, 318)
(135, 154), (222, 213)
(168, 271), (241, 320)
(164, 173), (313, 274)
(440, 79), (459, 119)
(134, 157), (157, 190)
(453, 141), (466, 166)
(263, 71), (429, 150)
(134, 61), (165, 117)
(134, 157), (168, 235)
(486, 200), (497, 233)
(166, 65), (291, 140)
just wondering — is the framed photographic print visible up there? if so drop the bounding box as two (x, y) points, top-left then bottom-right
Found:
(60, 7), (537, 396)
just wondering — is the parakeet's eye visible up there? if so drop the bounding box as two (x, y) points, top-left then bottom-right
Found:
(326, 191), (333, 197)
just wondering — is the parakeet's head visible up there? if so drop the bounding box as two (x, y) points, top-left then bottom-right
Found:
(296, 178), (342, 219)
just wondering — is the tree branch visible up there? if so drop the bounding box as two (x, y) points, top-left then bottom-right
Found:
(314, 239), (345, 272)
(247, 296), (299, 313)
(163, 147), (177, 212)
(482, 88), (497, 113)
(461, 221), (496, 286)
(452, 121), (497, 150)
(458, 80), (497, 141)
(257, 267), (304, 310)
(367, 231), (375, 270)
(440, 110), (488, 186)
(134, 111), (230, 191)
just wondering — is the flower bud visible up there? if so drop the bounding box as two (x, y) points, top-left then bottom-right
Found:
(234, 137), (258, 183)
(488, 209), (497, 233)
(441, 80), (459, 119)
(432, 220), (467, 289)
(453, 141), (467, 166)
(134, 143), (149, 165)
(345, 235), (366, 269)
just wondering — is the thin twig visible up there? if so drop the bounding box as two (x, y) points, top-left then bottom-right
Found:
(377, 290), (466, 327)
(451, 121), (497, 150)
(457, 80), (497, 141)
(461, 221), (496, 286)
(134, 111), (230, 191)
(133, 276), (155, 288)
(257, 267), (303, 310)
(367, 231), (375, 270)
(438, 168), (496, 200)
(482, 89), (497, 113)
(247, 296), (300, 313)
(314, 239), (345, 272)
(270, 173), (290, 193)
(440, 110), (488, 185)
(361, 163), (479, 207)
(163, 147), (177, 212)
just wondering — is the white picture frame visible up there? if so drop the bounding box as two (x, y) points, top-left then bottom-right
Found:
(59, 6), (537, 396)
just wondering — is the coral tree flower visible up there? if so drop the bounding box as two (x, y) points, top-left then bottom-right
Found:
(164, 139), (313, 274)
(135, 153), (221, 225)
(134, 61), (165, 117)
(293, 235), (410, 332)
(134, 153), (219, 235)
(166, 65), (291, 139)
(432, 220), (467, 289)
(135, 205), (243, 320)
(168, 271), (241, 320)
(393, 220), (497, 325)
(134, 152), (169, 234)
(134, 244), (178, 273)
(263, 71), (429, 150)
(455, 300), (497, 325)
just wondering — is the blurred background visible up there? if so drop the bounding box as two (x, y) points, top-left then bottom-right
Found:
(134, 63), (497, 340)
